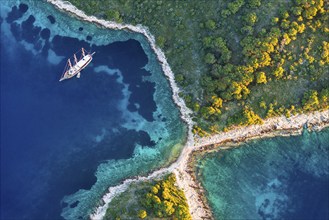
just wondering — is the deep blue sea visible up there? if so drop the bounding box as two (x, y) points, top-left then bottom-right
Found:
(0, 1), (187, 219)
(197, 129), (329, 220)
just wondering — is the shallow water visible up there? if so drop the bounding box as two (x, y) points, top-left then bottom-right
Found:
(197, 129), (329, 220)
(1, 1), (186, 219)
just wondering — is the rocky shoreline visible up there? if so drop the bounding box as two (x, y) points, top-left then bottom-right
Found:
(46, 1), (329, 219)
(46, 0), (195, 146)
(178, 110), (329, 219)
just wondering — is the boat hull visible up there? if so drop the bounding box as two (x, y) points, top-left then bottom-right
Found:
(59, 54), (93, 81)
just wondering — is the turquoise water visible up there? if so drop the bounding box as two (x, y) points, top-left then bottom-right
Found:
(197, 129), (329, 220)
(1, 1), (187, 219)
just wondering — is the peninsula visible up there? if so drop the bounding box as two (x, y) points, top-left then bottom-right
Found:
(47, 0), (329, 219)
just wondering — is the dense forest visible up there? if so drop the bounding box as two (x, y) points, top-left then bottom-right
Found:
(104, 174), (191, 219)
(69, 0), (329, 135)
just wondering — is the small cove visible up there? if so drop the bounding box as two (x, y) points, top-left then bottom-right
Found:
(0, 1), (187, 219)
(197, 128), (329, 220)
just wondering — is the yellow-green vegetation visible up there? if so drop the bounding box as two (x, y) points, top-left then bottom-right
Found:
(69, 0), (329, 135)
(104, 174), (191, 220)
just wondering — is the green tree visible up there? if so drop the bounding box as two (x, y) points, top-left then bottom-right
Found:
(211, 95), (223, 108)
(321, 41), (329, 64)
(256, 72), (267, 84)
(163, 201), (175, 216)
(230, 82), (250, 100)
(297, 23), (306, 33)
(228, 0), (245, 14)
(152, 195), (161, 204)
(273, 66), (284, 79)
(151, 186), (158, 194)
(292, 6), (303, 16)
(204, 53), (216, 64)
(221, 9), (231, 18)
(247, 0), (261, 8)
(259, 100), (267, 109)
(281, 11), (290, 19)
(193, 102), (200, 112)
(302, 90), (319, 111)
(288, 28), (298, 37)
(271, 17), (279, 24)
(175, 74), (185, 84)
(241, 25), (254, 35)
(242, 107), (263, 125)
(105, 10), (122, 23)
(243, 12), (258, 26)
(138, 210), (147, 219)
(157, 36), (166, 48)
(319, 88), (329, 109)
(303, 6), (318, 19)
(282, 33), (291, 45)
(281, 19), (290, 29)
(203, 36), (213, 48)
(205, 19), (216, 30)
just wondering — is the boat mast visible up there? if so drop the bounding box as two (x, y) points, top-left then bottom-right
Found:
(74, 54), (78, 64)
(68, 59), (72, 68)
(82, 48), (85, 57)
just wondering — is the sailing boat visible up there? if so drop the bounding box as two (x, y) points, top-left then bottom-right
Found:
(59, 48), (95, 81)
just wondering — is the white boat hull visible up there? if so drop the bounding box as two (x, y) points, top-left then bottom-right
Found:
(59, 49), (95, 82)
